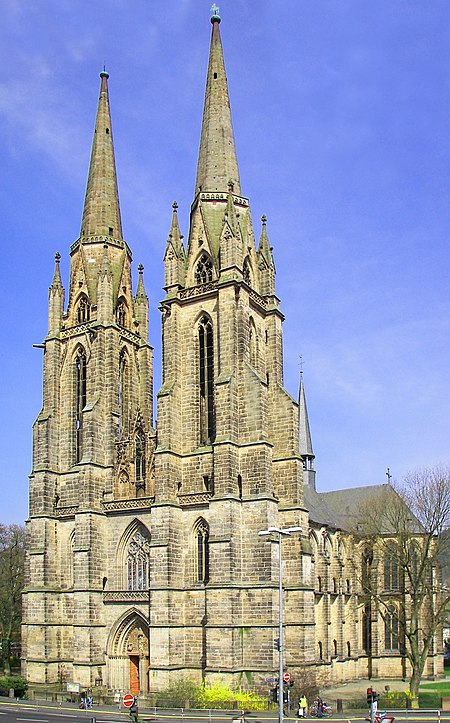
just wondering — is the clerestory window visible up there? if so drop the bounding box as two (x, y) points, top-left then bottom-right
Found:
(118, 350), (129, 439)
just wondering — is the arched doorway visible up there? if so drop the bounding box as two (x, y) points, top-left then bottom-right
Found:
(108, 611), (149, 694)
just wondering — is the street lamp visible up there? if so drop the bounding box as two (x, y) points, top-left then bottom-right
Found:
(259, 526), (302, 723)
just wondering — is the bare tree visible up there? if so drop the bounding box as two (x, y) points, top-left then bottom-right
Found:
(360, 466), (450, 699)
(0, 524), (25, 674)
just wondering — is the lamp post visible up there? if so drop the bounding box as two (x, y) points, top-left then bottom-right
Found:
(259, 526), (302, 723)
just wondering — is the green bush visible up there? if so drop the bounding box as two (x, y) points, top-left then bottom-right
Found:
(0, 675), (28, 698)
(153, 678), (199, 708)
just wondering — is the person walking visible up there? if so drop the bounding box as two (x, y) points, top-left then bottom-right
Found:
(129, 696), (139, 723)
(298, 694), (308, 718)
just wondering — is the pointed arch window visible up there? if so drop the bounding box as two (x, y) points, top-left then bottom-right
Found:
(384, 604), (399, 650)
(127, 528), (151, 591)
(116, 301), (127, 327)
(362, 548), (373, 592)
(384, 543), (400, 591)
(195, 253), (213, 285)
(118, 350), (129, 439)
(75, 348), (87, 463)
(195, 519), (210, 583)
(135, 428), (146, 486)
(199, 316), (215, 444)
(243, 258), (251, 285)
(77, 296), (90, 324)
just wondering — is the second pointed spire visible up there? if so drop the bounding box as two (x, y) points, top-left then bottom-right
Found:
(81, 71), (123, 241)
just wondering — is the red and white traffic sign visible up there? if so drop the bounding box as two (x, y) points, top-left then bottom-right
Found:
(283, 673), (290, 683)
(123, 694), (134, 708)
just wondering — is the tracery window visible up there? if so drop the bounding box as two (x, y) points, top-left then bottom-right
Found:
(199, 316), (215, 444)
(75, 348), (87, 463)
(243, 258), (251, 285)
(135, 428), (146, 485)
(195, 519), (210, 583)
(195, 253), (213, 285)
(384, 543), (400, 591)
(384, 605), (399, 650)
(362, 603), (372, 653)
(116, 301), (126, 327)
(77, 296), (90, 324)
(361, 548), (373, 592)
(127, 528), (150, 591)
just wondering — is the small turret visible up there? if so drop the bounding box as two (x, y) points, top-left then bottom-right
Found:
(164, 202), (186, 293)
(134, 264), (149, 341)
(257, 215), (275, 296)
(298, 370), (316, 489)
(48, 252), (65, 336)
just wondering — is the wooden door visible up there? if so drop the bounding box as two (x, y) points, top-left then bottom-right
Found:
(129, 655), (139, 695)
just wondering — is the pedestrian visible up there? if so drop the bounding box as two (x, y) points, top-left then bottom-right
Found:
(298, 694), (308, 718)
(129, 695), (138, 723)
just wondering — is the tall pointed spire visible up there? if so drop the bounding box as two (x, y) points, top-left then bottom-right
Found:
(81, 71), (123, 241)
(195, 10), (241, 196)
(298, 370), (316, 489)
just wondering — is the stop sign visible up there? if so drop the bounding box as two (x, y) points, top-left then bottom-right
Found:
(283, 673), (290, 683)
(123, 694), (134, 708)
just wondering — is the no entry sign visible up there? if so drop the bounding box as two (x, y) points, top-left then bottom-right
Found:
(283, 673), (290, 683)
(123, 694), (134, 708)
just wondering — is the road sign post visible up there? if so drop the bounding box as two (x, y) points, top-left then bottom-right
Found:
(123, 694), (134, 709)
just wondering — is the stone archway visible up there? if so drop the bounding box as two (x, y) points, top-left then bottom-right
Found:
(108, 611), (149, 694)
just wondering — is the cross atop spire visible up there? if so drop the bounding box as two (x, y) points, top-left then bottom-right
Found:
(80, 71), (123, 242)
(195, 13), (241, 197)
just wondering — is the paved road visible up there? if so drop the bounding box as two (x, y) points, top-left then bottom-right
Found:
(0, 701), (449, 723)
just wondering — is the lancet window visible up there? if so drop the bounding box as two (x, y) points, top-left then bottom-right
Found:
(76, 296), (90, 324)
(195, 519), (210, 583)
(127, 528), (151, 591)
(384, 605), (399, 650)
(199, 316), (215, 445)
(195, 253), (213, 285)
(116, 301), (127, 327)
(243, 258), (251, 285)
(118, 350), (129, 439)
(75, 348), (87, 463)
(249, 318), (257, 369)
(135, 428), (146, 485)
(384, 544), (400, 591)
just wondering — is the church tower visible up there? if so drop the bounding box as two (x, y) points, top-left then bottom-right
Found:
(22, 71), (154, 687)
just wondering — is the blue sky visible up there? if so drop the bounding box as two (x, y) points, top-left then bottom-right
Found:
(1, 0), (449, 524)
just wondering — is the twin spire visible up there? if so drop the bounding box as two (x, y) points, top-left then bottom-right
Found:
(81, 71), (123, 241)
(195, 12), (241, 196)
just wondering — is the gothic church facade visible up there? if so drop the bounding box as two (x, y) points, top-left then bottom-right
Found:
(22, 13), (442, 694)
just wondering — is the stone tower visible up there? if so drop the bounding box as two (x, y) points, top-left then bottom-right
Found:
(23, 13), (316, 692)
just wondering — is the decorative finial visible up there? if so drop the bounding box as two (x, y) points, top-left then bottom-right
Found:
(100, 67), (109, 80)
(261, 214), (267, 225)
(55, 252), (61, 263)
(210, 3), (221, 23)
(172, 201), (178, 211)
(138, 263), (144, 274)
(299, 355), (303, 374)
(386, 468), (392, 484)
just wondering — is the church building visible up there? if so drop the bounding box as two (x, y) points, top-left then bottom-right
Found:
(22, 10), (442, 694)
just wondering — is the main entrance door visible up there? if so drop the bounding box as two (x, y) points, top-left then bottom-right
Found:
(130, 656), (139, 695)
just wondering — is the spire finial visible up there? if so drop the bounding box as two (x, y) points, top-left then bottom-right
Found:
(55, 252), (61, 264)
(138, 263), (144, 275)
(172, 201), (178, 211)
(261, 214), (267, 226)
(211, 3), (221, 22)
